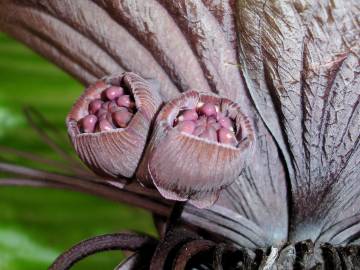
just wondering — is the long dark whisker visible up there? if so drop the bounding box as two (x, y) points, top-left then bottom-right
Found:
(0, 161), (164, 201)
(23, 106), (69, 143)
(0, 161), (109, 185)
(0, 145), (94, 178)
(22, 106), (83, 167)
(0, 176), (172, 217)
(166, 201), (185, 233)
(48, 233), (158, 270)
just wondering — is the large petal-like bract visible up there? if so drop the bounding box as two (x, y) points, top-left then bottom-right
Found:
(1, 0), (358, 248)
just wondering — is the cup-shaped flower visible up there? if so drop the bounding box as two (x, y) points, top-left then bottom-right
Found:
(66, 72), (162, 179)
(137, 91), (255, 208)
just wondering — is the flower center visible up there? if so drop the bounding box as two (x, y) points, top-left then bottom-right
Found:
(173, 102), (238, 146)
(78, 85), (136, 133)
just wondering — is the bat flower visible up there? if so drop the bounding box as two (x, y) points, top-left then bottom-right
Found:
(137, 90), (255, 208)
(66, 72), (162, 179)
(1, 0), (360, 269)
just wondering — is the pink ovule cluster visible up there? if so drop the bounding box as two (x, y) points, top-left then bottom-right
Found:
(174, 102), (238, 146)
(78, 86), (136, 133)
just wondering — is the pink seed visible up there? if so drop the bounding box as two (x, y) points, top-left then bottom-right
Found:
(98, 114), (107, 121)
(109, 105), (127, 114)
(207, 117), (217, 125)
(218, 116), (233, 130)
(207, 117), (220, 130)
(106, 112), (115, 125)
(199, 103), (217, 116)
(218, 128), (237, 146)
(99, 119), (113, 132)
(80, 114), (98, 133)
(108, 101), (118, 112)
(176, 120), (196, 134)
(116, 95), (132, 108)
(103, 86), (123, 100)
(88, 99), (103, 114)
(97, 108), (108, 119)
(112, 110), (133, 128)
(195, 116), (207, 127)
(199, 127), (217, 142)
(193, 125), (206, 136)
(209, 121), (221, 131)
(178, 109), (198, 121)
(215, 112), (224, 121)
(101, 101), (111, 110)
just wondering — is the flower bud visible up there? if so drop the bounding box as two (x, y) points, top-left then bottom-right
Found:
(137, 91), (255, 208)
(66, 72), (162, 179)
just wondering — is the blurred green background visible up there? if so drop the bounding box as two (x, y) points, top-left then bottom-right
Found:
(0, 33), (156, 270)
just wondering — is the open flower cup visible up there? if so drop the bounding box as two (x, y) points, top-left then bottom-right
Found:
(66, 72), (162, 179)
(138, 90), (255, 208)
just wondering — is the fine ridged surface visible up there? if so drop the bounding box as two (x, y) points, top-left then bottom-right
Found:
(94, 0), (212, 95)
(217, 116), (289, 247)
(158, 0), (248, 104)
(236, 0), (360, 244)
(0, 0), (179, 99)
(182, 204), (270, 249)
(138, 91), (255, 208)
(1, 0), (360, 254)
(67, 72), (162, 179)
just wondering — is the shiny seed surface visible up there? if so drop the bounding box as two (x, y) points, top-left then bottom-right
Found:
(81, 114), (98, 133)
(78, 84), (136, 133)
(103, 86), (123, 100)
(173, 102), (238, 146)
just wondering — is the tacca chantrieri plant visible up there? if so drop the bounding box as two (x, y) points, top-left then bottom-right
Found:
(0, 0), (359, 269)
